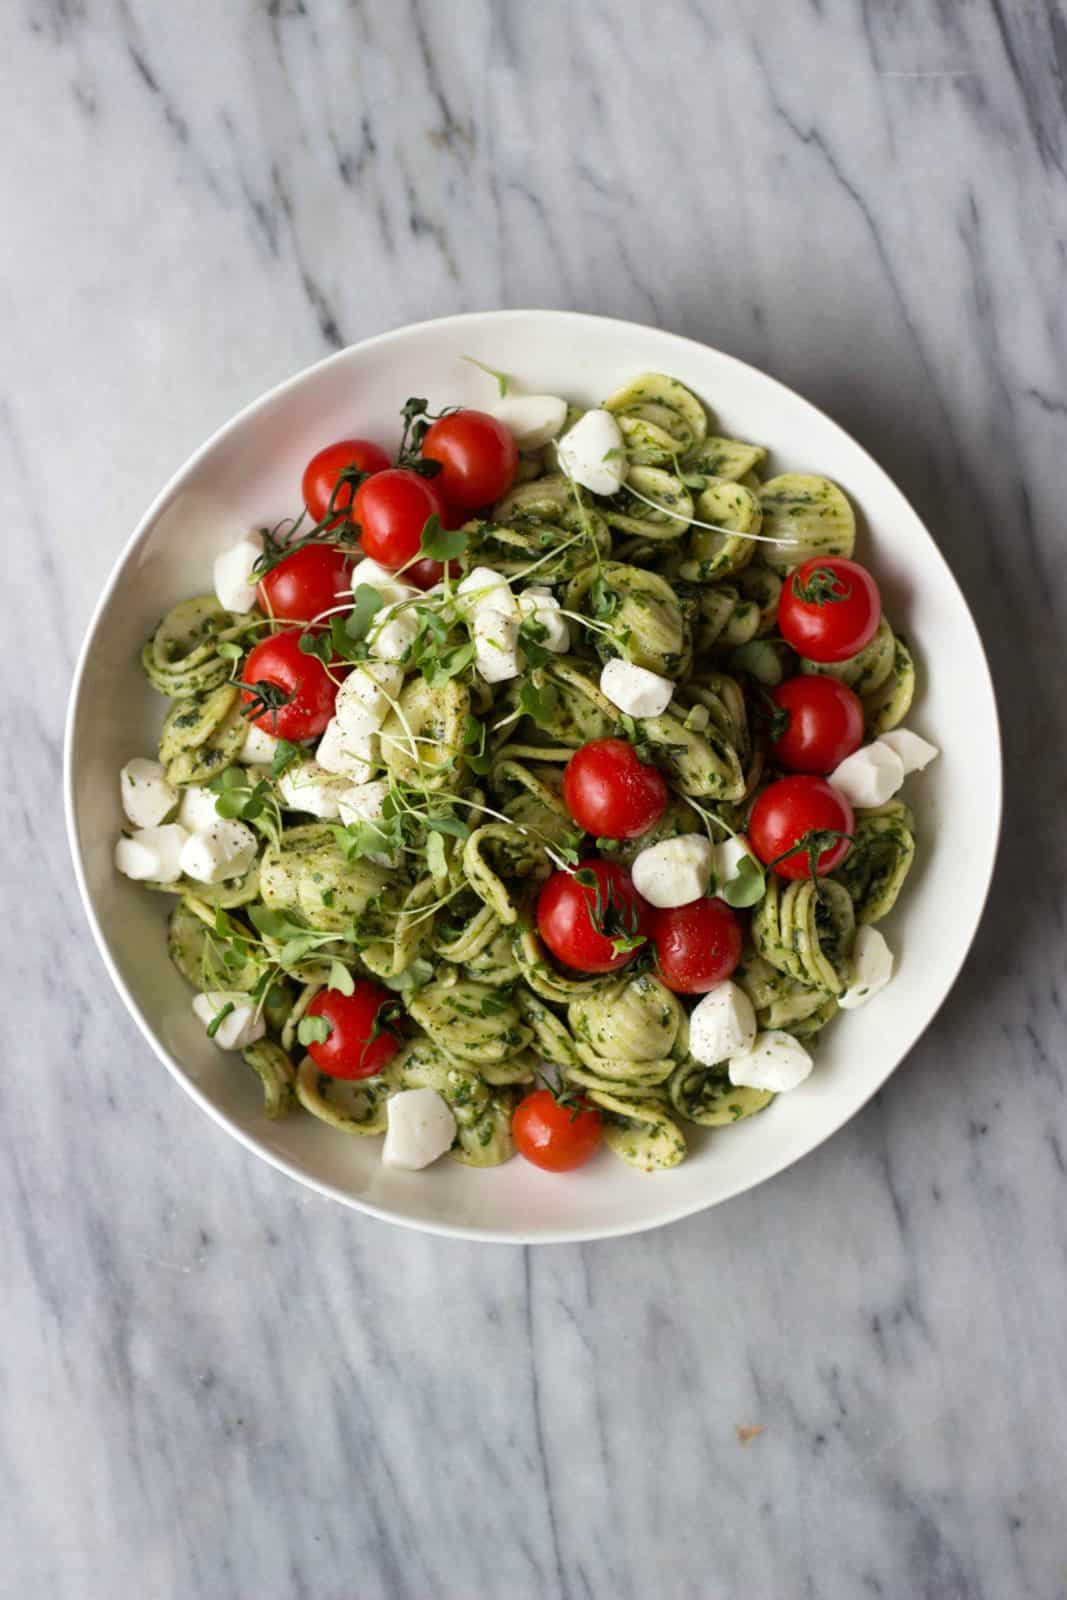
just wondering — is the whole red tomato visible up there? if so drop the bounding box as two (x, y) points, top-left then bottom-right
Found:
(536, 859), (651, 974)
(650, 898), (743, 994)
(421, 409), (518, 510)
(240, 628), (342, 741)
(353, 468), (444, 571)
(769, 675), (865, 775)
(302, 439), (390, 527)
(304, 982), (401, 1080)
(562, 739), (669, 841)
(257, 543), (353, 625)
(778, 557), (882, 664)
(512, 1089), (603, 1172)
(748, 775), (854, 880)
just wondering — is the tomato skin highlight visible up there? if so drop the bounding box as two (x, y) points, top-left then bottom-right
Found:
(304, 982), (401, 1080)
(536, 859), (652, 975)
(778, 557), (882, 664)
(257, 543), (353, 625)
(513, 1089), (603, 1172)
(769, 675), (865, 775)
(748, 775), (854, 880)
(353, 468), (444, 570)
(240, 628), (343, 741)
(303, 439), (390, 526)
(562, 739), (669, 841)
(650, 898), (743, 995)
(421, 409), (518, 509)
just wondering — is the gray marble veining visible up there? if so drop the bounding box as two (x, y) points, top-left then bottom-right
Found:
(2, 2), (1065, 1596)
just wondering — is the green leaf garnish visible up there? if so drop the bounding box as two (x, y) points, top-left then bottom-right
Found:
(419, 514), (468, 564)
(519, 678), (559, 725)
(347, 583), (385, 641)
(327, 959), (355, 996)
(205, 1000), (236, 1039)
(462, 355), (511, 396)
(719, 854), (766, 909)
(297, 1015), (333, 1046)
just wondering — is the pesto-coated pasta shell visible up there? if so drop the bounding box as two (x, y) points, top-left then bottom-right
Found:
(862, 636), (916, 734)
(295, 1059), (390, 1134)
(242, 1040), (296, 1120)
(758, 474), (856, 574)
(566, 562), (689, 676)
(603, 373), (708, 462)
(667, 1061), (774, 1126)
(568, 973), (683, 1063)
(678, 479), (761, 583)
(801, 616), (895, 695)
(407, 977), (531, 1066)
(685, 436), (767, 483)
(832, 802), (916, 924)
(602, 467), (693, 539)
(379, 676), (470, 791)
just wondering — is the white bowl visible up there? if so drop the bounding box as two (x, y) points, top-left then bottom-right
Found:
(64, 310), (1001, 1243)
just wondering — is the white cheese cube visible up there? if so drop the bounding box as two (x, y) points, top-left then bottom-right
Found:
(349, 558), (418, 608)
(473, 605), (521, 683)
(316, 717), (375, 782)
(728, 1030), (813, 1093)
(838, 926), (894, 1010)
(240, 723), (280, 765)
(493, 394), (568, 450)
(367, 601), (420, 663)
(632, 835), (712, 908)
(335, 663), (401, 748)
(829, 742), (904, 809)
(600, 658), (675, 718)
(119, 758), (178, 828)
(517, 587), (570, 653)
(192, 991), (266, 1052)
(457, 566), (513, 612)
(877, 728), (939, 776)
(336, 779), (398, 866)
(213, 534), (263, 613)
(179, 819), (258, 884)
(115, 822), (190, 884)
(177, 784), (221, 832)
(278, 761), (349, 819)
(557, 408), (628, 496)
(689, 981), (757, 1066)
(382, 1088), (457, 1170)
(116, 823), (189, 883)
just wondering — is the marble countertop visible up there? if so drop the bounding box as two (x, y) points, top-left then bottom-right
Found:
(3, 2), (1065, 1596)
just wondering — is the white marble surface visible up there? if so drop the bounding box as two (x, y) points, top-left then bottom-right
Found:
(2, 2), (1065, 1595)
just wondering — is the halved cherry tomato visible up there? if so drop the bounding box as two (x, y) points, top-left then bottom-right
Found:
(303, 982), (401, 1080)
(240, 628), (342, 741)
(778, 557), (882, 664)
(769, 675), (865, 775)
(650, 897), (743, 995)
(303, 439), (391, 526)
(536, 859), (651, 975)
(562, 738), (669, 841)
(257, 543), (353, 625)
(513, 1089), (602, 1172)
(353, 468), (443, 570)
(421, 409), (518, 510)
(748, 775), (854, 880)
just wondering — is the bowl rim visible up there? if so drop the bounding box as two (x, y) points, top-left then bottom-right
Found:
(63, 308), (1003, 1244)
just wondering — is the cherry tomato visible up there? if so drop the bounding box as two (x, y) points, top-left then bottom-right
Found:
(748, 775), (854, 880)
(257, 543), (353, 625)
(240, 628), (342, 741)
(512, 1089), (603, 1172)
(303, 439), (391, 527)
(769, 675), (865, 775)
(421, 409), (518, 510)
(650, 898), (743, 995)
(404, 557), (445, 591)
(562, 738), (669, 841)
(353, 468), (444, 570)
(778, 557), (882, 664)
(303, 982), (401, 1080)
(536, 859), (651, 975)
